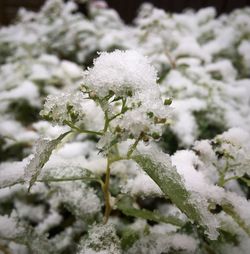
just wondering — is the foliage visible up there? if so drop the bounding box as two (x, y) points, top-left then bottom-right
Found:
(0, 1), (250, 253)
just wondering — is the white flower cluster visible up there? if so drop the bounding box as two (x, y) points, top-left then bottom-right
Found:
(41, 90), (104, 130)
(85, 50), (170, 140)
(85, 50), (157, 98)
(41, 91), (87, 125)
(213, 128), (250, 178)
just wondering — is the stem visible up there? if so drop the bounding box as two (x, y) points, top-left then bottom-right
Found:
(121, 98), (127, 112)
(109, 112), (123, 121)
(102, 156), (112, 224)
(103, 111), (109, 132)
(217, 160), (229, 187)
(165, 49), (176, 69)
(127, 133), (142, 158)
(64, 120), (103, 136)
(38, 177), (103, 185)
(224, 175), (239, 184)
(109, 98), (128, 122)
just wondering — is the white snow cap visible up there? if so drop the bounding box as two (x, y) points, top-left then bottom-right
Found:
(84, 50), (158, 97)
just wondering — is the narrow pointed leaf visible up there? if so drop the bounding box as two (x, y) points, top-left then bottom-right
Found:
(132, 151), (203, 226)
(24, 131), (71, 191)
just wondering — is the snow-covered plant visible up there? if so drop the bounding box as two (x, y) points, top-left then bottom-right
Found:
(1, 49), (250, 253)
(0, 1), (250, 253)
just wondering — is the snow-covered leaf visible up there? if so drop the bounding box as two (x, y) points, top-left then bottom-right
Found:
(24, 131), (71, 191)
(132, 148), (217, 238)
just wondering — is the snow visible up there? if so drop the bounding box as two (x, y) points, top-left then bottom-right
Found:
(0, 213), (25, 238)
(0, 81), (40, 106)
(171, 98), (206, 145)
(238, 40), (250, 69)
(0, 119), (38, 144)
(173, 36), (211, 62)
(78, 224), (121, 254)
(217, 127), (250, 147)
(0, 1), (250, 253)
(0, 158), (29, 188)
(205, 60), (237, 82)
(53, 181), (101, 217)
(61, 60), (82, 79)
(127, 233), (198, 254)
(84, 50), (158, 98)
(124, 172), (162, 197)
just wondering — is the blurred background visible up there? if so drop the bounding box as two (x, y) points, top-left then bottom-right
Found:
(1, 0), (250, 25)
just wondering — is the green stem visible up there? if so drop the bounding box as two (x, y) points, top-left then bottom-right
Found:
(127, 133), (142, 158)
(103, 111), (109, 132)
(64, 120), (103, 136)
(109, 112), (123, 121)
(224, 175), (239, 184)
(38, 177), (103, 185)
(218, 160), (229, 187)
(109, 156), (127, 164)
(165, 49), (176, 69)
(102, 156), (112, 224)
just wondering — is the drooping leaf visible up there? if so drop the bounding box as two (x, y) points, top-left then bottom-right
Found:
(132, 148), (217, 238)
(24, 131), (71, 192)
(132, 151), (202, 222)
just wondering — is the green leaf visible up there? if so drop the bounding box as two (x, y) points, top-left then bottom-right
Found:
(24, 131), (71, 192)
(117, 196), (185, 227)
(132, 150), (204, 228)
